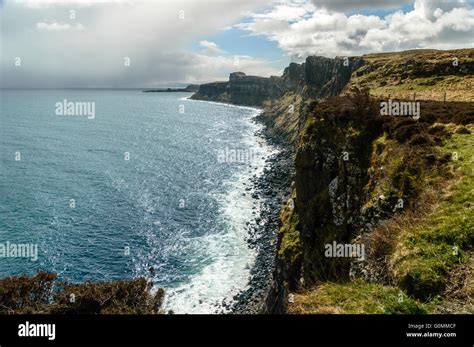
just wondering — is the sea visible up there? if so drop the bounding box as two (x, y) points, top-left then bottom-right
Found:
(0, 89), (276, 313)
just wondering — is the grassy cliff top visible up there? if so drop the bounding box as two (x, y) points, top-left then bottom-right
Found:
(346, 48), (474, 102)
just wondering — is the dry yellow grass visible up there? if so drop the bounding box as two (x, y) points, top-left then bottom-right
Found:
(346, 48), (474, 102)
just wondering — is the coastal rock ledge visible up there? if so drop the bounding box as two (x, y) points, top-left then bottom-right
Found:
(190, 56), (363, 107)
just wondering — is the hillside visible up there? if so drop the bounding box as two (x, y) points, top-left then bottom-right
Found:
(192, 48), (474, 108)
(270, 50), (474, 314)
(346, 49), (474, 102)
(282, 96), (474, 314)
(192, 48), (474, 314)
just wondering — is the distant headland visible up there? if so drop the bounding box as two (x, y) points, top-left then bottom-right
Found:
(142, 84), (200, 93)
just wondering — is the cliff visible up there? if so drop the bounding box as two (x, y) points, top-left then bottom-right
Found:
(143, 84), (200, 92)
(190, 72), (285, 106)
(191, 55), (364, 107)
(193, 48), (473, 314)
(303, 56), (364, 98)
(239, 48), (473, 314)
(254, 56), (364, 147)
(270, 48), (474, 314)
(285, 96), (473, 314)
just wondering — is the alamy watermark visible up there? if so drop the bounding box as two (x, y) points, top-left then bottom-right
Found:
(55, 99), (95, 119)
(217, 147), (256, 164)
(18, 321), (55, 341)
(325, 241), (365, 261)
(380, 99), (420, 120)
(0, 241), (38, 262)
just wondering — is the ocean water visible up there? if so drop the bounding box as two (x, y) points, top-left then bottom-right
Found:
(0, 90), (276, 313)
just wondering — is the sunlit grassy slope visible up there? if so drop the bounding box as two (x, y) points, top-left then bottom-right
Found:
(346, 49), (474, 102)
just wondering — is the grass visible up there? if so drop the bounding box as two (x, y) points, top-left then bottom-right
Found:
(390, 132), (474, 301)
(435, 254), (474, 313)
(277, 192), (303, 290)
(346, 48), (474, 101)
(278, 194), (302, 266)
(286, 123), (473, 313)
(288, 280), (430, 314)
(354, 75), (474, 102)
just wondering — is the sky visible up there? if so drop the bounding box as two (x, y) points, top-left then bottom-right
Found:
(0, 0), (473, 88)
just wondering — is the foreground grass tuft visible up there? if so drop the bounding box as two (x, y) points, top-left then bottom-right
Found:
(288, 280), (429, 314)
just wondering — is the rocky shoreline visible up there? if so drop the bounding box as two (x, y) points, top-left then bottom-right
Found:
(229, 114), (294, 314)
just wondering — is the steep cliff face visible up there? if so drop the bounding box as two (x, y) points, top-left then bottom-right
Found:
(190, 48), (474, 313)
(295, 93), (382, 284)
(304, 56), (364, 99)
(256, 93), (307, 147)
(288, 102), (474, 313)
(227, 72), (285, 106)
(191, 72), (285, 106)
(191, 81), (229, 103)
(191, 56), (364, 107)
(282, 62), (305, 92)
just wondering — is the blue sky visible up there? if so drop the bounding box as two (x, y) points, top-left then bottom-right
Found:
(192, 26), (291, 76)
(346, 3), (414, 16)
(192, 2), (418, 74)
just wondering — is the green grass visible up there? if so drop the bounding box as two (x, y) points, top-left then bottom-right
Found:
(345, 48), (474, 101)
(289, 280), (430, 314)
(391, 133), (474, 301)
(288, 131), (473, 314)
(278, 195), (302, 266)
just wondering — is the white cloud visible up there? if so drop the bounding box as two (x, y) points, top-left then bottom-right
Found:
(1, 0), (271, 87)
(199, 40), (225, 55)
(36, 22), (84, 31)
(239, 0), (474, 59)
(13, 0), (132, 8)
(167, 52), (282, 83)
(311, 0), (412, 11)
(4, 0), (472, 88)
(253, 2), (314, 21)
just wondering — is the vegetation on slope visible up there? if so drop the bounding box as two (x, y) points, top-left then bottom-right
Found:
(278, 88), (474, 314)
(0, 272), (164, 314)
(346, 48), (474, 101)
(391, 132), (474, 301)
(288, 130), (473, 314)
(289, 280), (429, 314)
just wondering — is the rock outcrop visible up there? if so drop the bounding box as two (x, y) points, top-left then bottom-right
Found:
(304, 56), (364, 98)
(191, 56), (364, 107)
(281, 62), (305, 92)
(191, 72), (285, 106)
(294, 93), (383, 284)
(143, 84), (200, 93)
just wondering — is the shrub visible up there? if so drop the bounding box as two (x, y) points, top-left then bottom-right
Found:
(0, 272), (164, 314)
(455, 126), (471, 134)
(408, 134), (435, 146)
